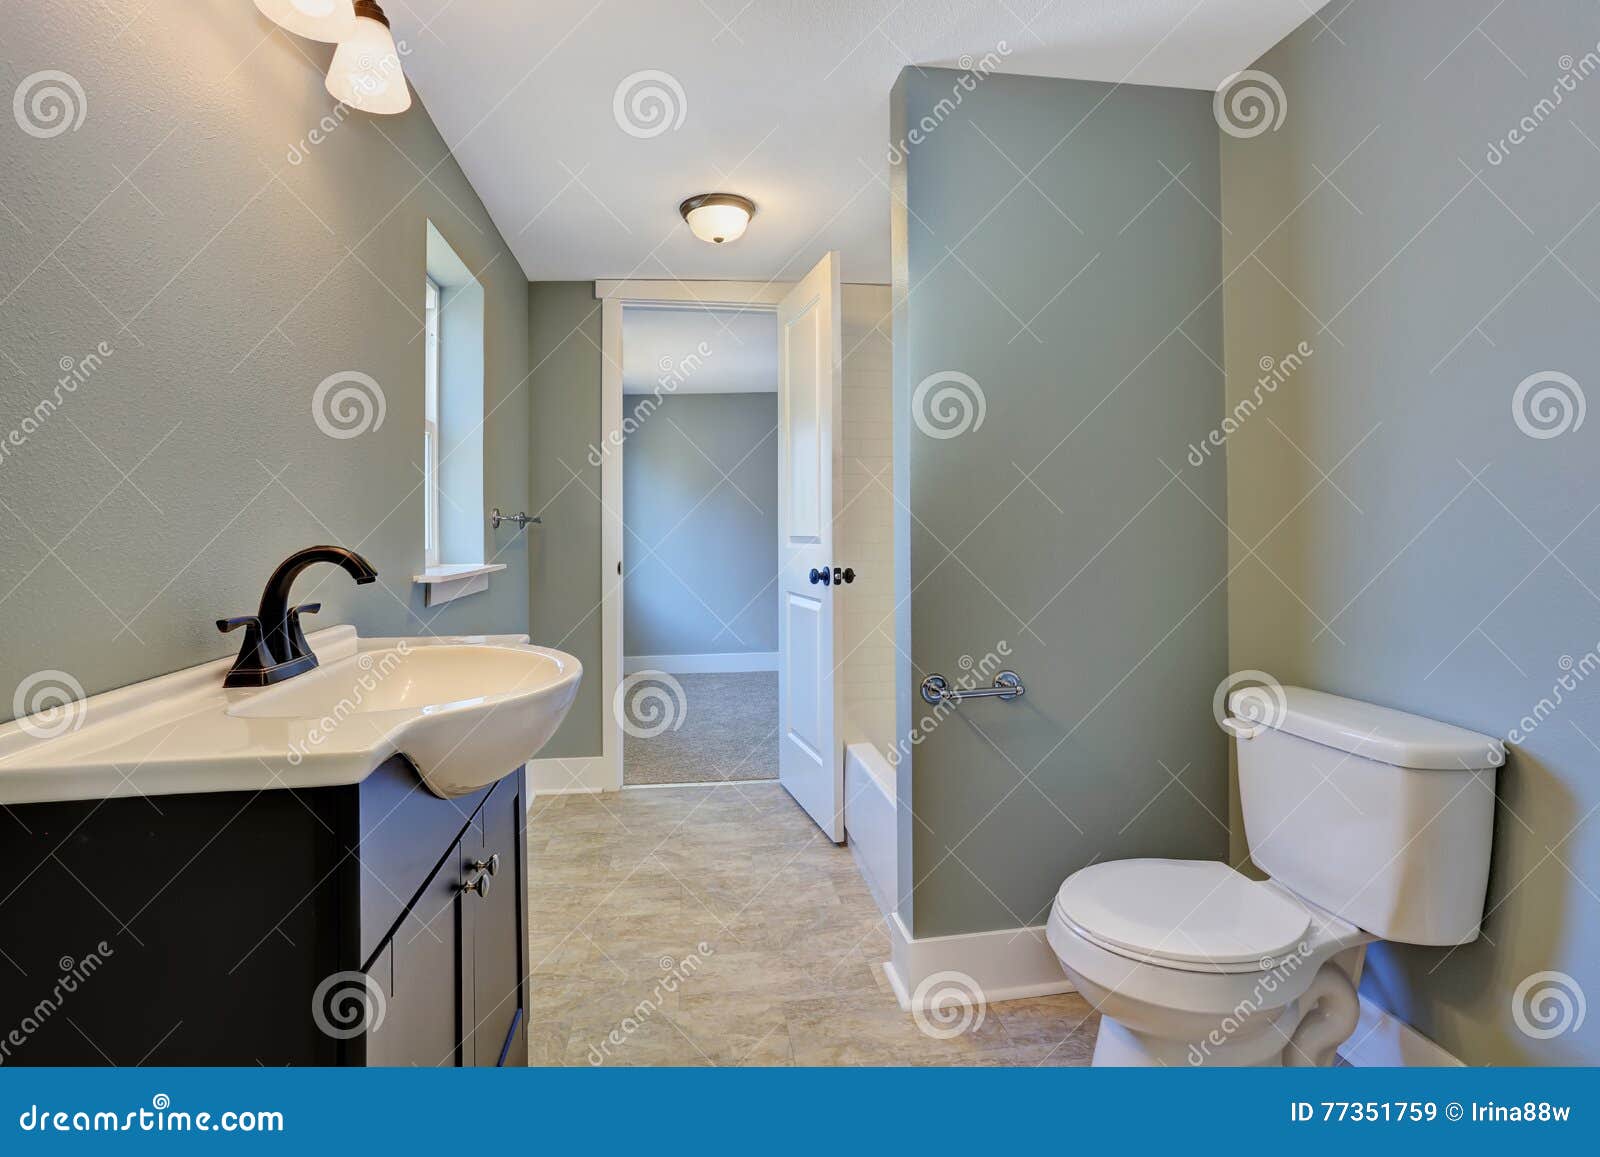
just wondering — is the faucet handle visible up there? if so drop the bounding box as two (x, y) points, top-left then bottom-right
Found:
(285, 602), (322, 661)
(217, 615), (276, 688)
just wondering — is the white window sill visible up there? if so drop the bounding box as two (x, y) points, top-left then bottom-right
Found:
(412, 562), (506, 607)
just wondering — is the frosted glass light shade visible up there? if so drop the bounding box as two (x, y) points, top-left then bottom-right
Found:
(253, 0), (356, 42)
(325, 9), (411, 114)
(679, 194), (755, 245)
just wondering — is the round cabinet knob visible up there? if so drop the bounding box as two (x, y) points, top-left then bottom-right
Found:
(461, 872), (492, 898)
(469, 853), (501, 877)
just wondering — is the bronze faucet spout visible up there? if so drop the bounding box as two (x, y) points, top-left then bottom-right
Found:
(218, 546), (377, 688)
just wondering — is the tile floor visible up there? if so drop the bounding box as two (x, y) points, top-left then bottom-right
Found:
(526, 781), (1100, 1066)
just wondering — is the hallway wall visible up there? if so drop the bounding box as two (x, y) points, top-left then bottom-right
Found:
(623, 392), (778, 660)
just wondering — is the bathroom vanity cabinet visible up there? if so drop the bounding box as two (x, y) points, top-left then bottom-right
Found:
(0, 758), (527, 1067)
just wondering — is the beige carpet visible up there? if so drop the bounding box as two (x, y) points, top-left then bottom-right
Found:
(623, 671), (778, 785)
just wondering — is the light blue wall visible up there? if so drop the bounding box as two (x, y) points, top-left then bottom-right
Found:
(1222, 0), (1600, 1065)
(623, 393), (778, 657)
(527, 282), (603, 759)
(0, 2), (529, 715)
(891, 68), (1230, 938)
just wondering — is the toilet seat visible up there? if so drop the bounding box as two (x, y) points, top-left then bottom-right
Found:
(1053, 859), (1320, 973)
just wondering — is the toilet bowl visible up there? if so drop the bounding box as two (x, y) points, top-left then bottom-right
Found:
(1045, 858), (1372, 1066)
(1048, 685), (1504, 1067)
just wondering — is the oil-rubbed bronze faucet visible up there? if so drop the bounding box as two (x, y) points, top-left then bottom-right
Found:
(217, 546), (378, 687)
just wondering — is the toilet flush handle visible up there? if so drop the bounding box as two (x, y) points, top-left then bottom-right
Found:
(1220, 717), (1258, 740)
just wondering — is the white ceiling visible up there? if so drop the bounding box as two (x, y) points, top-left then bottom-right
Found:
(622, 306), (777, 394)
(392, 1), (1321, 283)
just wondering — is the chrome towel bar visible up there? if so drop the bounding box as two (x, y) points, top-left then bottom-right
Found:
(920, 670), (1025, 706)
(490, 508), (541, 529)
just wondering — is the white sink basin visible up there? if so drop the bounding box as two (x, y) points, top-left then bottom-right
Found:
(0, 627), (583, 805)
(228, 642), (582, 797)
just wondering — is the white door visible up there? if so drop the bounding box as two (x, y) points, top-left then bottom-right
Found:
(777, 252), (845, 842)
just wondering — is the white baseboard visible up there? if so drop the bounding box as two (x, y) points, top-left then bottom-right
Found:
(623, 651), (779, 675)
(525, 755), (615, 795)
(1337, 994), (1463, 1067)
(884, 912), (1074, 1010)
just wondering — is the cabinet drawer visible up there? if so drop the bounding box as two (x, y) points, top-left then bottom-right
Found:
(355, 757), (492, 965)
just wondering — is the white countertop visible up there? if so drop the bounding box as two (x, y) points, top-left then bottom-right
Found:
(0, 627), (577, 806)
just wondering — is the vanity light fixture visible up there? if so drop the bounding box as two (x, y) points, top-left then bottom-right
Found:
(252, 0), (356, 43)
(325, 0), (412, 114)
(679, 193), (756, 245)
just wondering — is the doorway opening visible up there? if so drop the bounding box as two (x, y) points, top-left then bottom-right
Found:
(595, 264), (890, 848)
(618, 302), (782, 786)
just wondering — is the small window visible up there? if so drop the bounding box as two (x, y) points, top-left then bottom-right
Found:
(415, 222), (499, 606)
(423, 277), (441, 568)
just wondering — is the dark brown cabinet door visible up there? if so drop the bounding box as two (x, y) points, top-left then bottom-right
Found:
(365, 846), (466, 1067)
(471, 777), (527, 1066)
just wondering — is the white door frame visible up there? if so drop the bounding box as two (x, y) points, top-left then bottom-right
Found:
(592, 279), (793, 791)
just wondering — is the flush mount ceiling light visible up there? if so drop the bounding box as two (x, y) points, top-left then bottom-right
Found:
(325, 0), (411, 115)
(253, 0), (356, 43)
(679, 193), (756, 245)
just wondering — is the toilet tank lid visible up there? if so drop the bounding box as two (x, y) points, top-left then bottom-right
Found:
(1228, 686), (1505, 770)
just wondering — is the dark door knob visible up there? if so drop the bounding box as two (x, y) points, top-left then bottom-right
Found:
(808, 567), (831, 586)
(834, 567), (855, 585)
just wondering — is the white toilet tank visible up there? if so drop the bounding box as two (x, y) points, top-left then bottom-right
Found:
(1229, 686), (1504, 946)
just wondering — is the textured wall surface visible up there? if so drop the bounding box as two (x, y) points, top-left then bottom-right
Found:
(891, 68), (1230, 939)
(0, 3), (530, 715)
(526, 282), (603, 760)
(1222, 0), (1600, 1064)
(623, 392), (778, 657)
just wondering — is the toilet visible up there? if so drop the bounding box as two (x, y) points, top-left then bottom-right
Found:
(1047, 686), (1504, 1067)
